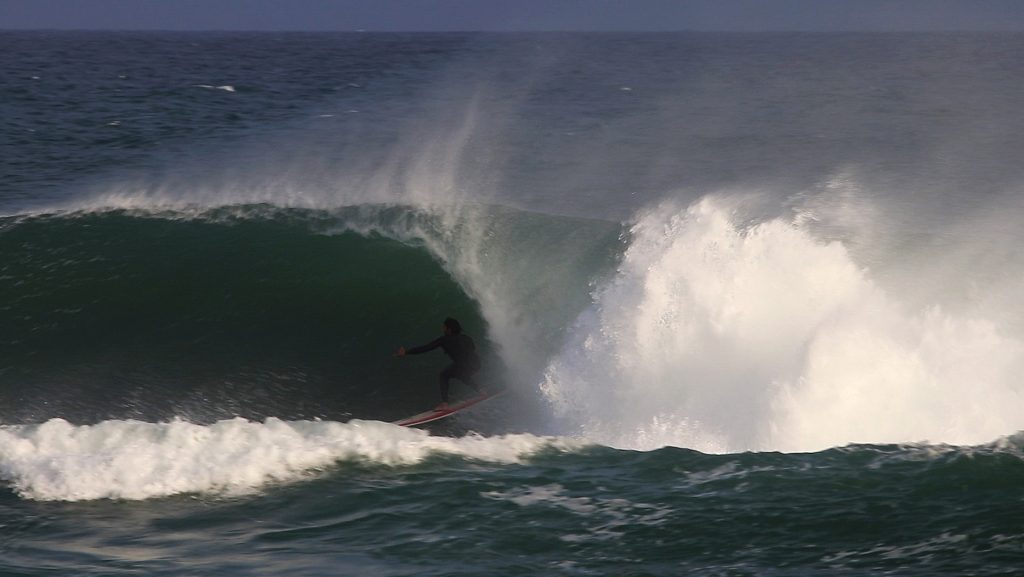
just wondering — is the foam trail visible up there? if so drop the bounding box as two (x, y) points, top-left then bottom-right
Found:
(0, 418), (582, 501)
(541, 196), (1024, 453)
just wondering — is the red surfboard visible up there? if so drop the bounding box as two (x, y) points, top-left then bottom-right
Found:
(392, 390), (505, 427)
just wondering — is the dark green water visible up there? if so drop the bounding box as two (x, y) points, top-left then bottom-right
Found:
(0, 208), (481, 424)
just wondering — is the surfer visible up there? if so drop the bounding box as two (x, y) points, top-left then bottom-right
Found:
(396, 317), (482, 410)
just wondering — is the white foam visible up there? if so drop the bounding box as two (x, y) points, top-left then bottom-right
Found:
(541, 195), (1024, 453)
(0, 418), (582, 501)
(194, 84), (236, 92)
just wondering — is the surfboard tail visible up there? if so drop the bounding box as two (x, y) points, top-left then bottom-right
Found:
(392, 390), (505, 427)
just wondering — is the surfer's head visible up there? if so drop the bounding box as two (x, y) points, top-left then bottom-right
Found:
(443, 317), (463, 335)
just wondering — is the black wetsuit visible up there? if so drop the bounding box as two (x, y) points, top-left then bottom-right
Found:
(405, 333), (482, 403)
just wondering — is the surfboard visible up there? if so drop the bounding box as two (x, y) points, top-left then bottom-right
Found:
(392, 390), (505, 427)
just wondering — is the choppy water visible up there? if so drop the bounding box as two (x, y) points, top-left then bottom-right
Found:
(2, 31), (1023, 575)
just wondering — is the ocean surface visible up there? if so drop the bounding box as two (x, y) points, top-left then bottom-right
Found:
(2, 31), (1023, 575)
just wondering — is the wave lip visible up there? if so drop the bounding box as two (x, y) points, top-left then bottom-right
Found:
(0, 418), (583, 501)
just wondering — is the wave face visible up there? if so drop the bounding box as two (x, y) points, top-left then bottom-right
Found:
(541, 196), (1024, 453)
(0, 205), (621, 427)
(0, 208), (470, 424)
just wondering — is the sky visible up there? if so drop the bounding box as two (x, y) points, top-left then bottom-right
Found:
(2, 0), (1024, 32)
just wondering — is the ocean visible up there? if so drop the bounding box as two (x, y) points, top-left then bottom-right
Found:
(1, 30), (1023, 575)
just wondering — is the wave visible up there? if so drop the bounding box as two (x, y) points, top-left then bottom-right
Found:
(0, 417), (583, 501)
(3, 190), (1022, 456)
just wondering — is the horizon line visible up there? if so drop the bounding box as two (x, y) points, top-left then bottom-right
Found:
(5, 27), (1024, 34)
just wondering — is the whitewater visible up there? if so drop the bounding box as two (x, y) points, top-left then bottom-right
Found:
(0, 417), (583, 501)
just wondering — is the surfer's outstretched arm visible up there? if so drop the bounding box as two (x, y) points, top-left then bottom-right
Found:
(400, 337), (443, 356)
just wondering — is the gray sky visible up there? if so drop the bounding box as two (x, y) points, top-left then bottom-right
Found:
(2, 0), (1024, 32)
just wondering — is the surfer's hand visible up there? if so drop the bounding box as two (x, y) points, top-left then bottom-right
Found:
(394, 346), (406, 357)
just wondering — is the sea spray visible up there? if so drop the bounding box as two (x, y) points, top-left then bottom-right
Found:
(27, 83), (621, 394)
(541, 196), (1024, 453)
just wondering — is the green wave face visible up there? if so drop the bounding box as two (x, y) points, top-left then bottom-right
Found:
(0, 209), (485, 424)
(0, 204), (623, 427)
